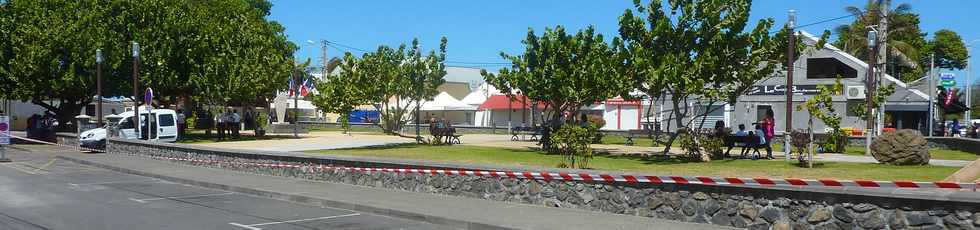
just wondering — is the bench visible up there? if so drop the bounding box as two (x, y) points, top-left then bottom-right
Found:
(430, 127), (461, 145)
(724, 134), (766, 158)
(510, 126), (540, 142)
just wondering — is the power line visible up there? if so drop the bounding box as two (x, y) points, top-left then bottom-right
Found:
(769, 10), (863, 35)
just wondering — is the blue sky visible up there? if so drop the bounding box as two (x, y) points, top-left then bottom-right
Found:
(269, 0), (980, 86)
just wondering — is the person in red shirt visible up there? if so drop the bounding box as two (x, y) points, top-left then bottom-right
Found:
(761, 109), (775, 159)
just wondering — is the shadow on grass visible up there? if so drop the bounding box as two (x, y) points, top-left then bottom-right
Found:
(177, 132), (296, 144)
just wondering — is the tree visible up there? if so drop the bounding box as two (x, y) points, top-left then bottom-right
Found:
(798, 78), (846, 153)
(310, 53), (368, 134)
(482, 25), (631, 151)
(927, 29), (968, 70)
(326, 38), (447, 135)
(833, 1), (928, 82)
(618, 0), (801, 158)
(0, 0), (295, 130)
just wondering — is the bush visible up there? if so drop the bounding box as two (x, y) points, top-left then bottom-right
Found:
(255, 113), (268, 130)
(552, 124), (595, 169)
(185, 115), (197, 130)
(677, 128), (719, 161)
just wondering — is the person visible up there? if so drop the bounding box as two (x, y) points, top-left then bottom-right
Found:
(734, 124), (749, 137)
(176, 109), (186, 139)
(761, 109), (775, 159)
(951, 119), (961, 137)
(216, 109), (226, 140)
(752, 124), (767, 160)
(232, 109), (241, 139)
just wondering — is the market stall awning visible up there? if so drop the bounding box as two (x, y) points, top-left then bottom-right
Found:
(478, 95), (547, 110)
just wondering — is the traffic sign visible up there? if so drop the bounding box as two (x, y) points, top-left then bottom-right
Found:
(0, 115), (9, 145)
(940, 72), (955, 81)
(942, 80), (956, 88)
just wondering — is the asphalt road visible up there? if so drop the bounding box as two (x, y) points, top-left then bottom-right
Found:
(0, 145), (455, 230)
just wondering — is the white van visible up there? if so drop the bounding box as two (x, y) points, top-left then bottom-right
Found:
(79, 108), (179, 149)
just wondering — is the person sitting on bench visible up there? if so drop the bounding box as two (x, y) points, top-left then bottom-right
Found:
(724, 124), (750, 157)
(750, 124), (768, 160)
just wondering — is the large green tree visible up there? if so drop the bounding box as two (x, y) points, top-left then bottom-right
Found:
(618, 0), (797, 157)
(927, 29), (968, 71)
(482, 25), (630, 133)
(310, 53), (368, 134)
(0, 0), (295, 129)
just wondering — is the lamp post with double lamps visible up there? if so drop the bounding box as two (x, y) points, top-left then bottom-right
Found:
(132, 42), (142, 139)
(96, 49), (103, 127)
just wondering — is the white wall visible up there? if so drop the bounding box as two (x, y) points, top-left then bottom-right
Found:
(602, 104), (641, 130)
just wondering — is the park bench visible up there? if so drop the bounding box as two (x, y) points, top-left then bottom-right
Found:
(431, 127), (461, 145)
(724, 134), (765, 158)
(510, 126), (540, 141)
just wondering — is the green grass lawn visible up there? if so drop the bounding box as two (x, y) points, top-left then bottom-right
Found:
(177, 131), (295, 144)
(770, 143), (978, 161)
(600, 135), (657, 147)
(311, 144), (959, 181)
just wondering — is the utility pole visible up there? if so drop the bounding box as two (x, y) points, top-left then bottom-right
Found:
(96, 49), (103, 127)
(966, 42), (975, 121)
(866, 30), (877, 156)
(877, 0), (889, 136)
(414, 45), (422, 143)
(132, 42), (141, 140)
(929, 54), (935, 137)
(292, 70), (299, 138)
(784, 10), (796, 162)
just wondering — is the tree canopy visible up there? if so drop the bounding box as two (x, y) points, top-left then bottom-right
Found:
(482, 25), (630, 125)
(618, 0), (800, 155)
(0, 0), (295, 127)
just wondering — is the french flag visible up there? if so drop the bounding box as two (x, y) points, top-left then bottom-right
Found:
(288, 77), (296, 97)
(300, 77), (314, 97)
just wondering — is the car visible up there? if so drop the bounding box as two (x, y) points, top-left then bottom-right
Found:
(79, 108), (179, 151)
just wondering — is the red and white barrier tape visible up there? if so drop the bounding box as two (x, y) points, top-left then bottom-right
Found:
(4, 133), (974, 191)
(148, 155), (979, 191)
(1, 133), (103, 152)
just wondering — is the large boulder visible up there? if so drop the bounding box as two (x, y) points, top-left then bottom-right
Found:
(870, 129), (930, 165)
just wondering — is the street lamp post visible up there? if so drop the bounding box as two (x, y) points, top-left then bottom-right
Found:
(965, 39), (979, 122)
(132, 42), (141, 140)
(96, 49), (103, 127)
(784, 10), (795, 162)
(866, 30), (877, 155)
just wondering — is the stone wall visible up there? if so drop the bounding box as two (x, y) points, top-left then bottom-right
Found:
(107, 138), (980, 229)
(926, 137), (980, 156)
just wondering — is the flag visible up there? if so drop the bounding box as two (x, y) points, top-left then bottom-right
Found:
(288, 77), (296, 97)
(300, 77), (314, 97)
(299, 78), (310, 97)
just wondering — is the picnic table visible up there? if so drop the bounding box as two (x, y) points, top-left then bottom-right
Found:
(723, 134), (766, 158)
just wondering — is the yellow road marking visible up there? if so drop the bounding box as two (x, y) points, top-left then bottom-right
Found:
(1, 163), (39, 175)
(35, 158), (56, 172)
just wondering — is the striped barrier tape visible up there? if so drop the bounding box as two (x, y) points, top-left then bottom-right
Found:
(1, 133), (103, 153)
(5, 133), (975, 191)
(146, 155), (979, 191)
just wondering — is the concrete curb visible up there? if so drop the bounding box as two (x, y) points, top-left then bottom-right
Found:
(56, 155), (518, 230)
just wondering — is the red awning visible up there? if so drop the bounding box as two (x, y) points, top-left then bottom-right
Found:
(479, 95), (547, 110)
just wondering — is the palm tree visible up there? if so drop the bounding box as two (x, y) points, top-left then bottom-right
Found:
(833, 1), (926, 82)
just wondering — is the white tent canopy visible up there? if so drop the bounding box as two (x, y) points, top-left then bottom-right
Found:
(390, 92), (477, 111)
(461, 83), (500, 105)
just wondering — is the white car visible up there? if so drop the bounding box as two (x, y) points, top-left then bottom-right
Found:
(79, 109), (179, 150)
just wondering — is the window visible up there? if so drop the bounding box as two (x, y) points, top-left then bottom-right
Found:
(119, 117), (135, 129)
(807, 58), (857, 79)
(756, 105), (772, 122)
(159, 114), (175, 127)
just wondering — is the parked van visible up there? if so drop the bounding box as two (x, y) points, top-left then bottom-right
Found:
(79, 108), (179, 150)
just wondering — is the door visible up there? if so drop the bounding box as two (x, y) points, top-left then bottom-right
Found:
(756, 105), (772, 124)
(139, 114), (158, 140)
(157, 113), (177, 141)
(119, 117), (137, 139)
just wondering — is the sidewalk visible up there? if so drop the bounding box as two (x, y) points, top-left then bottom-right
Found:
(56, 152), (729, 230)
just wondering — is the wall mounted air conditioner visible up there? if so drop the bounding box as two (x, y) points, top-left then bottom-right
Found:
(845, 85), (866, 99)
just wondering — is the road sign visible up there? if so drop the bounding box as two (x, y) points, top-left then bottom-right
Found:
(0, 115), (9, 145)
(940, 72), (955, 81)
(942, 80), (956, 88)
(144, 88), (153, 107)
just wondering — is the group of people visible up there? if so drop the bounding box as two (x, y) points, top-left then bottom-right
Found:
(944, 119), (980, 138)
(427, 116), (456, 144)
(25, 112), (59, 142)
(215, 109), (242, 140)
(715, 109), (775, 160)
